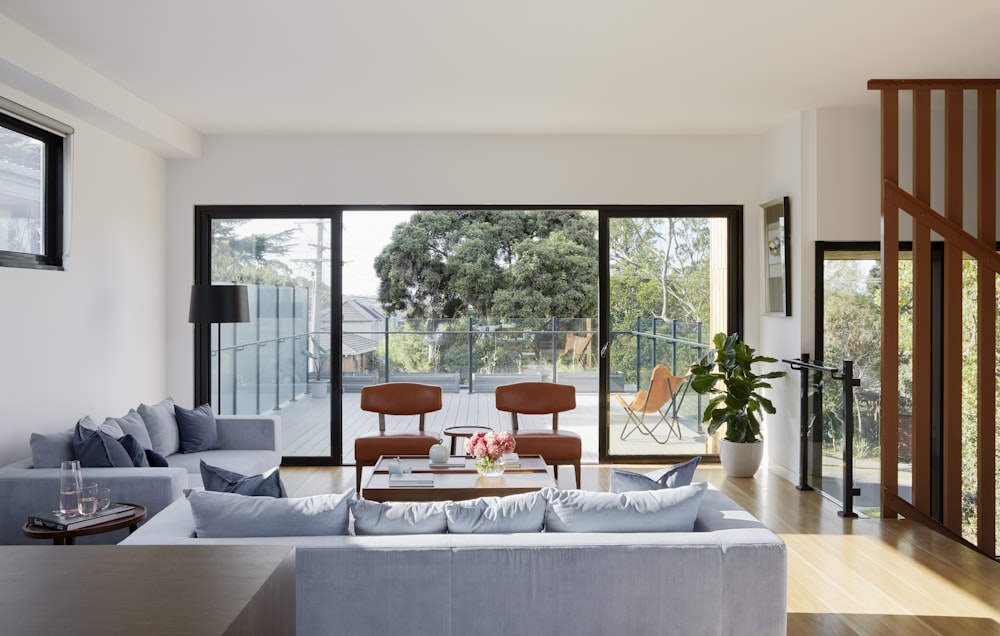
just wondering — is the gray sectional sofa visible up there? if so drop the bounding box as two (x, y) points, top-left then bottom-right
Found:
(0, 413), (281, 545)
(122, 485), (788, 636)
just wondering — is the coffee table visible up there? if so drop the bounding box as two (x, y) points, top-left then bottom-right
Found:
(363, 455), (556, 502)
(22, 502), (147, 545)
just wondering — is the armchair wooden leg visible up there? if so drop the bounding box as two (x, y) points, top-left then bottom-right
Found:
(355, 464), (363, 494)
(573, 461), (581, 489)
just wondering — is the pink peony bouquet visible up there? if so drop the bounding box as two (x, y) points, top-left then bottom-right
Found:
(464, 430), (515, 460)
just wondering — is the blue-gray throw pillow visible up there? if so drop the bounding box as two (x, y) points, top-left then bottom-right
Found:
(29, 430), (75, 468)
(72, 422), (134, 468)
(186, 490), (352, 538)
(350, 499), (448, 535)
(175, 403), (221, 453)
(200, 460), (286, 497)
(445, 491), (546, 534)
(118, 434), (149, 467)
(144, 448), (169, 467)
(104, 409), (153, 451)
(542, 482), (708, 533)
(138, 398), (180, 456)
(609, 457), (702, 493)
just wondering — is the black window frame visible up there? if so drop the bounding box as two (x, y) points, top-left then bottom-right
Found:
(0, 98), (72, 271)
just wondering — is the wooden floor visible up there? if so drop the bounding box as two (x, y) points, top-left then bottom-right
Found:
(280, 463), (1000, 635)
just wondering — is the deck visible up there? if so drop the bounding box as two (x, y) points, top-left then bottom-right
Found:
(271, 389), (709, 463)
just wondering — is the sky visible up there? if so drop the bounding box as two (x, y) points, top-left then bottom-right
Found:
(239, 210), (415, 297)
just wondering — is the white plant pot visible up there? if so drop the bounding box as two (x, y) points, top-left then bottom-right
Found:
(309, 380), (328, 398)
(718, 439), (763, 478)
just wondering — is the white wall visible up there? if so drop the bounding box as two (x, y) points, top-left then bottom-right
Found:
(0, 84), (167, 466)
(165, 133), (763, 404)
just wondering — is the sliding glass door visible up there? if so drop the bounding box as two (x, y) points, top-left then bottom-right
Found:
(194, 206), (338, 464)
(600, 207), (742, 461)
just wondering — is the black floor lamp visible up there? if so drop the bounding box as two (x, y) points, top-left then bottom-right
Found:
(189, 284), (250, 413)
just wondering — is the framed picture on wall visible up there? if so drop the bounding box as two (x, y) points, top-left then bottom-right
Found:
(761, 197), (791, 316)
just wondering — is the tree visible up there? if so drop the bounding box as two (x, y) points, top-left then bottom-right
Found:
(211, 220), (300, 286)
(374, 210), (598, 320)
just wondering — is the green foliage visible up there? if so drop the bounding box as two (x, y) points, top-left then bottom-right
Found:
(211, 220), (303, 286)
(374, 210), (597, 320)
(689, 332), (786, 443)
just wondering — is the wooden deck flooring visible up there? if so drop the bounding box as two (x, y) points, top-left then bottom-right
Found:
(280, 463), (1000, 635)
(275, 390), (709, 462)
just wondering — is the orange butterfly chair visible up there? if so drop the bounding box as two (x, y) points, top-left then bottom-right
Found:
(495, 382), (581, 488)
(614, 364), (691, 444)
(355, 382), (443, 491)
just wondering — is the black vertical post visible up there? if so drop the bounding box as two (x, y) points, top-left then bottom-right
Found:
(797, 353), (813, 491)
(839, 360), (861, 518)
(551, 317), (559, 383)
(383, 317), (390, 385)
(467, 317), (474, 392)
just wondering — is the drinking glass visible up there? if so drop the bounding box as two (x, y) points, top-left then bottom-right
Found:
(59, 460), (82, 516)
(97, 487), (112, 512)
(78, 483), (99, 516)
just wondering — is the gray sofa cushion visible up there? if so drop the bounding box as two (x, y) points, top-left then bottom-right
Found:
(200, 461), (286, 497)
(187, 489), (352, 538)
(445, 491), (546, 533)
(73, 423), (134, 468)
(104, 409), (153, 451)
(351, 499), (448, 535)
(175, 404), (221, 453)
(542, 482), (708, 532)
(29, 430), (74, 468)
(609, 456), (701, 493)
(138, 398), (180, 456)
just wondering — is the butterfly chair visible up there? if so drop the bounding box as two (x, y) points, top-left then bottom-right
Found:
(495, 382), (581, 488)
(615, 364), (691, 445)
(355, 382), (443, 491)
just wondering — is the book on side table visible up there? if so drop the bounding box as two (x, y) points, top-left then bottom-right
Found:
(388, 473), (435, 487)
(28, 504), (136, 531)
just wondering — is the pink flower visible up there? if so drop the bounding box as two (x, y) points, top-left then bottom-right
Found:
(463, 430), (515, 459)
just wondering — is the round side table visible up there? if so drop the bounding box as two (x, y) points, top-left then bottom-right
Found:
(23, 502), (148, 545)
(443, 425), (494, 454)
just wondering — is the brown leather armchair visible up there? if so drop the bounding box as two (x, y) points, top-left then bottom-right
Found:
(354, 382), (442, 491)
(494, 382), (581, 488)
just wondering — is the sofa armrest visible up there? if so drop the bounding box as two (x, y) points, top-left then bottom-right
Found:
(215, 415), (282, 453)
(0, 466), (188, 545)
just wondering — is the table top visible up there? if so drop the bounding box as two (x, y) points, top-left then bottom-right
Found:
(364, 455), (556, 502)
(442, 425), (493, 436)
(22, 502), (147, 542)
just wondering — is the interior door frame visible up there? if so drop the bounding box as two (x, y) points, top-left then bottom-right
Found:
(598, 205), (744, 464)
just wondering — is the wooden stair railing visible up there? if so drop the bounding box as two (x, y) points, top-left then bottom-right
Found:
(870, 79), (999, 558)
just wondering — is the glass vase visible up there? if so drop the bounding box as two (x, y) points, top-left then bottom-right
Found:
(475, 456), (506, 477)
(59, 460), (83, 516)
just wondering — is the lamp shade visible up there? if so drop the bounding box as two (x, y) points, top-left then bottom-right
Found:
(188, 285), (250, 324)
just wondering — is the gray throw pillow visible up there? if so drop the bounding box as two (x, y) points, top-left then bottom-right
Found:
(72, 422), (134, 468)
(350, 499), (448, 535)
(609, 457), (702, 493)
(445, 492), (546, 534)
(29, 430), (75, 468)
(138, 398), (179, 457)
(186, 489), (352, 538)
(542, 482), (708, 533)
(78, 414), (124, 439)
(104, 409), (153, 451)
(200, 460), (286, 497)
(175, 403), (221, 453)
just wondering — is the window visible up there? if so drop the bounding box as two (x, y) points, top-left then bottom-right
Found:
(0, 97), (73, 270)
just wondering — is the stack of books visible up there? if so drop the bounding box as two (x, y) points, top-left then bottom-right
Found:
(388, 473), (434, 487)
(28, 504), (136, 531)
(502, 453), (521, 468)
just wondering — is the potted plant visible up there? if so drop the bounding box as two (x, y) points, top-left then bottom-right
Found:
(689, 332), (786, 477)
(304, 336), (331, 398)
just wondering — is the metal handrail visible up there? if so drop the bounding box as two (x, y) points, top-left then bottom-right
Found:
(784, 354), (862, 517)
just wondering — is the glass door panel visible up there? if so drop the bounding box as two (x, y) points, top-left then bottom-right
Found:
(603, 210), (739, 460)
(206, 216), (332, 459)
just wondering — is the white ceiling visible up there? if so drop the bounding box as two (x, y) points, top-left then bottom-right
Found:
(1, 0), (999, 137)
